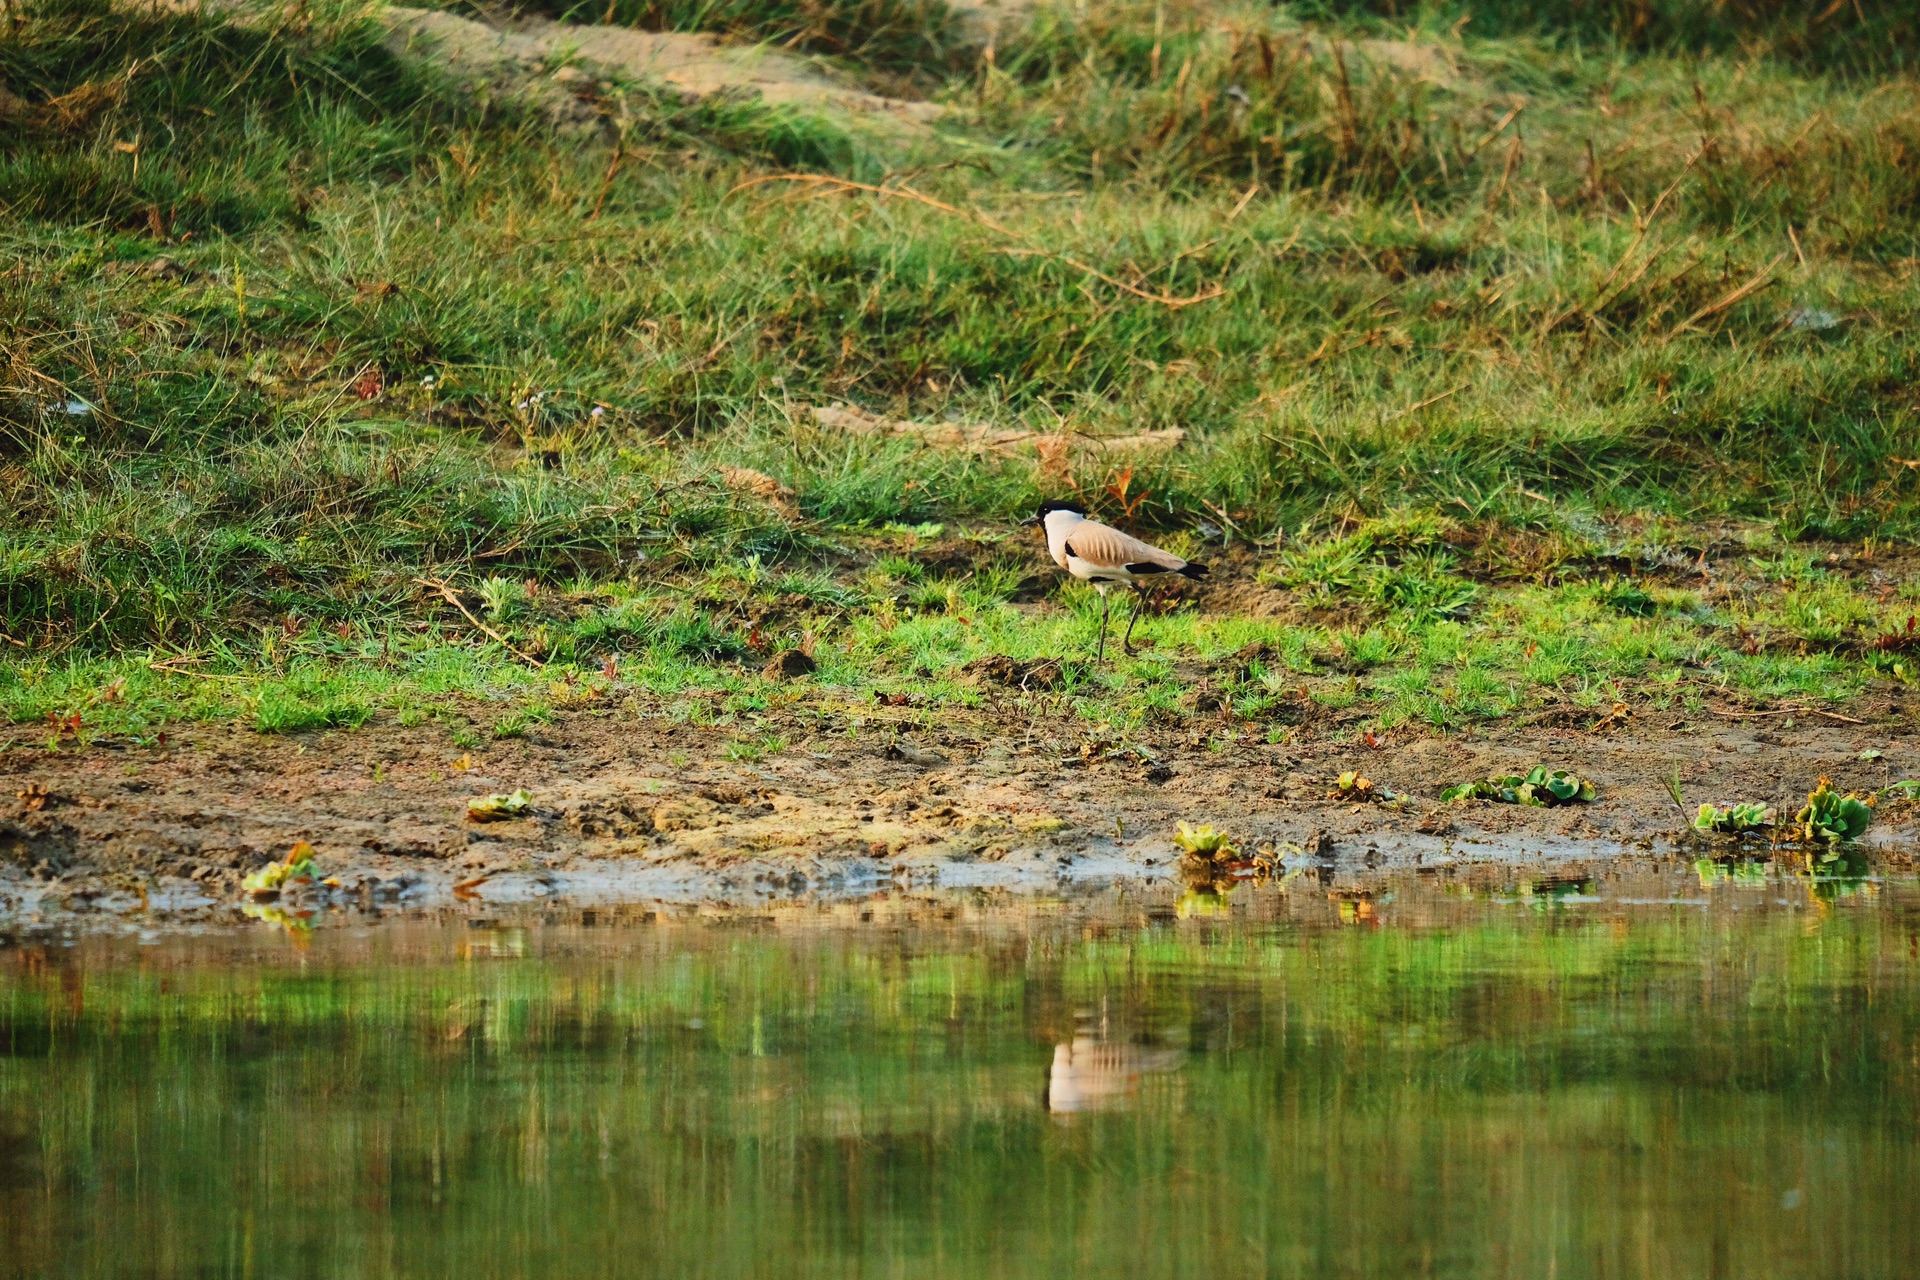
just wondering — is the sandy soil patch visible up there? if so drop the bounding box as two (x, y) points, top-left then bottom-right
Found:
(383, 4), (944, 127)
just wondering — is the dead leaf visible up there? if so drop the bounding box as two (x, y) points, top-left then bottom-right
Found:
(719, 466), (798, 517)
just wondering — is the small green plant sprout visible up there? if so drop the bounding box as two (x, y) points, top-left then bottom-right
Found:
(242, 841), (319, 896)
(1880, 780), (1920, 800)
(476, 576), (524, 623)
(468, 789), (534, 822)
(1173, 822), (1239, 861)
(1440, 767), (1597, 807)
(1795, 778), (1874, 843)
(1693, 802), (1775, 835)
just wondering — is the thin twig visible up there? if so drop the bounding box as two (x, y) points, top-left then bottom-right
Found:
(1668, 253), (1787, 337)
(415, 578), (545, 669)
(1540, 147), (1705, 338)
(1463, 103), (1525, 160)
(1382, 383), (1466, 422)
(732, 174), (1226, 309)
(586, 141), (624, 222)
(1225, 183), (1259, 223)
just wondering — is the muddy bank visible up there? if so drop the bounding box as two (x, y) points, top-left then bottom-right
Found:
(4, 697), (1918, 924)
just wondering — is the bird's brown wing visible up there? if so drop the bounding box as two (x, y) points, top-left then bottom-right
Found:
(1063, 520), (1187, 571)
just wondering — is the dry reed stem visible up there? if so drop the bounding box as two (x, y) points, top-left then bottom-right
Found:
(1669, 253), (1787, 337)
(1540, 146), (1706, 338)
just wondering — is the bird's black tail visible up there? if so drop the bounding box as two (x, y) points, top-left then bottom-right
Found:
(1178, 562), (1209, 579)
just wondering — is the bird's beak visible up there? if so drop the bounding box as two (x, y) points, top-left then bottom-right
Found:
(1020, 514), (1042, 528)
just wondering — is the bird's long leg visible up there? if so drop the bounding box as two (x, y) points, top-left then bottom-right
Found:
(1096, 587), (1110, 663)
(1122, 585), (1146, 655)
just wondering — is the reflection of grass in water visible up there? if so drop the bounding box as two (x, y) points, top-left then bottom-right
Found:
(6, 878), (1920, 1276)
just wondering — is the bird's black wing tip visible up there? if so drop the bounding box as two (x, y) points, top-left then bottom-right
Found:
(1179, 562), (1210, 579)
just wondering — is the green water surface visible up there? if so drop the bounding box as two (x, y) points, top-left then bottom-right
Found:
(2, 867), (1917, 1279)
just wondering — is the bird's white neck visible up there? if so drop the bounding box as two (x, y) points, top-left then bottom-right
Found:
(1042, 509), (1086, 560)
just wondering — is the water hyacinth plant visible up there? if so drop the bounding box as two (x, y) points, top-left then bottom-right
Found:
(1795, 779), (1874, 844)
(1172, 822), (1239, 861)
(1693, 803), (1776, 835)
(240, 841), (319, 896)
(1440, 767), (1597, 807)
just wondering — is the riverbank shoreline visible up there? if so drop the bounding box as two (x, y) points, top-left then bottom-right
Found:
(7, 705), (1915, 926)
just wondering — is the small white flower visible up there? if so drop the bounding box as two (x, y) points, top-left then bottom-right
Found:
(590, 406), (605, 418)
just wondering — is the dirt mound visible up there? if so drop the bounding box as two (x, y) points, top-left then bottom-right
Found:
(383, 5), (943, 128)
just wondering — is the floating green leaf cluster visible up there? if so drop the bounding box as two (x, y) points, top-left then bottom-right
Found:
(241, 841), (318, 895)
(1172, 822), (1239, 860)
(1693, 802), (1775, 835)
(1440, 767), (1596, 807)
(1795, 779), (1874, 843)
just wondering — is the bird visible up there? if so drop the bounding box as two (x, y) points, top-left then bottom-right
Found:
(1022, 499), (1209, 660)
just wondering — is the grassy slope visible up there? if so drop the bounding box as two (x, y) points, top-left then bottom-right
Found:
(2, 0), (1919, 747)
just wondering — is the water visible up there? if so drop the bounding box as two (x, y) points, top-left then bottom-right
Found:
(3, 865), (1918, 1279)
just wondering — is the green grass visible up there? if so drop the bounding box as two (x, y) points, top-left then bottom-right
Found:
(4, 0), (1919, 739)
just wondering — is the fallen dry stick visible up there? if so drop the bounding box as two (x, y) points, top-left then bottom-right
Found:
(809, 404), (1184, 457)
(1669, 253), (1787, 337)
(415, 577), (545, 669)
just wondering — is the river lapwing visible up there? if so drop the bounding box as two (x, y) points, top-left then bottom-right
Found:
(1023, 500), (1209, 660)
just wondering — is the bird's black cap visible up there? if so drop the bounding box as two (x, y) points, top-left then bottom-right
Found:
(1022, 499), (1088, 526)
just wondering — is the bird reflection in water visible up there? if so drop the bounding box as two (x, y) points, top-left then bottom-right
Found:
(1045, 1013), (1184, 1115)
